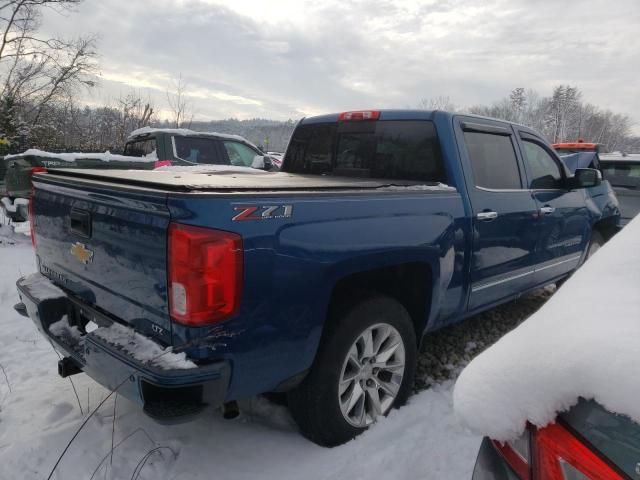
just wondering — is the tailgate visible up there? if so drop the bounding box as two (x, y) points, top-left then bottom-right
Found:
(32, 174), (173, 344)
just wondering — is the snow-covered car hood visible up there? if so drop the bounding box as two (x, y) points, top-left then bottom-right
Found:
(454, 216), (640, 441)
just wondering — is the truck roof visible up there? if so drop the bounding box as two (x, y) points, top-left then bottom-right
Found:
(127, 127), (260, 150)
(299, 109), (538, 133)
(599, 153), (640, 163)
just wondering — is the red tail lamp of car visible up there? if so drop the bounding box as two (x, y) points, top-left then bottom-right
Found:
(168, 223), (243, 326)
(28, 167), (47, 247)
(492, 422), (623, 479)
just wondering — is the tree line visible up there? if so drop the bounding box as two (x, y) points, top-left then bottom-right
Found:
(420, 86), (638, 153)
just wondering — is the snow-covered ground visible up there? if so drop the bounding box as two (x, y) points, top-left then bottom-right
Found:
(0, 216), (550, 480)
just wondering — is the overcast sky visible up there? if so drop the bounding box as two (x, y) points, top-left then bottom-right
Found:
(41, 0), (640, 127)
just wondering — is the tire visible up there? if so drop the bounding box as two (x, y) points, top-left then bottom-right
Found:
(288, 295), (417, 447)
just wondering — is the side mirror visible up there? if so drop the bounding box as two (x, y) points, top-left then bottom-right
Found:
(570, 168), (601, 189)
(251, 155), (273, 171)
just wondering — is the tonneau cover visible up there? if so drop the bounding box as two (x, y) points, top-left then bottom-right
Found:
(41, 168), (432, 192)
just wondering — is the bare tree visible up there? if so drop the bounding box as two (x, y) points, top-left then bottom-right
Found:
(417, 95), (457, 112)
(166, 74), (192, 128)
(0, 0), (97, 150)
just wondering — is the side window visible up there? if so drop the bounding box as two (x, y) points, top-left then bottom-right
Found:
(522, 140), (563, 189)
(173, 137), (221, 164)
(463, 131), (522, 189)
(223, 141), (260, 167)
(124, 138), (156, 158)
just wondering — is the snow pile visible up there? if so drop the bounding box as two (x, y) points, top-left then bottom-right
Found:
(49, 315), (83, 342)
(92, 322), (197, 370)
(4, 149), (156, 163)
(20, 272), (66, 300)
(155, 164), (265, 174)
(454, 216), (640, 441)
(1, 196), (29, 213)
(0, 223), (31, 244)
(381, 183), (457, 192)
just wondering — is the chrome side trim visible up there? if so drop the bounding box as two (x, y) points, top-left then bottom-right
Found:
(535, 255), (582, 273)
(471, 270), (535, 292)
(471, 255), (583, 292)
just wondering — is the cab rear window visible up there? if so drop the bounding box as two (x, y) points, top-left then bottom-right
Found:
(284, 120), (445, 182)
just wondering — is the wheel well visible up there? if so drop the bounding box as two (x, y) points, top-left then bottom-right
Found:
(592, 217), (618, 242)
(328, 263), (432, 342)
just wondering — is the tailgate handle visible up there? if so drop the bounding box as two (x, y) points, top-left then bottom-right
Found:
(70, 209), (91, 237)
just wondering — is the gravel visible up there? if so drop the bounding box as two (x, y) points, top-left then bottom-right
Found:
(414, 286), (556, 392)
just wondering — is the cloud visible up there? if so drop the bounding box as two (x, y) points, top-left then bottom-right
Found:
(40, 0), (640, 129)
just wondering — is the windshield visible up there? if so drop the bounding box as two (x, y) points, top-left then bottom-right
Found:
(284, 120), (446, 183)
(601, 161), (640, 189)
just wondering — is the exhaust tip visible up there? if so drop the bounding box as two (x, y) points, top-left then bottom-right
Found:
(222, 401), (240, 419)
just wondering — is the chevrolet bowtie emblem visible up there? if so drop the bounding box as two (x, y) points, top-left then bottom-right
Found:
(70, 242), (94, 265)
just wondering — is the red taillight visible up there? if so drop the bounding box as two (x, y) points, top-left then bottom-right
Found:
(493, 422), (624, 480)
(28, 193), (36, 247)
(28, 167), (46, 248)
(534, 422), (623, 480)
(493, 431), (532, 480)
(168, 223), (243, 326)
(154, 160), (172, 169)
(338, 110), (380, 121)
(30, 166), (47, 177)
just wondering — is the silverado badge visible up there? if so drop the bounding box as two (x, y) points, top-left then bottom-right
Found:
(70, 242), (94, 265)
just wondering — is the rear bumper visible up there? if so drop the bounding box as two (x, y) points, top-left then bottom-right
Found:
(16, 273), (231, 422)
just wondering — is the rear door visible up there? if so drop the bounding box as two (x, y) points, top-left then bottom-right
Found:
(517, 131), (590, 283)
(455, 117), (540, 310)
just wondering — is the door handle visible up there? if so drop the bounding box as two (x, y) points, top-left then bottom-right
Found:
(70, 208), (91, 237)
(540, 206), (555, 215)
(477, 211), (498, 221)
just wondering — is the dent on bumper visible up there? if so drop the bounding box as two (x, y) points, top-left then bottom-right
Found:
(16, 273), (231, 420)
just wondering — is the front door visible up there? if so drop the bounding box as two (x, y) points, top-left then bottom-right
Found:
(455, 118), (541, 310)
(517, 131), (591, 284)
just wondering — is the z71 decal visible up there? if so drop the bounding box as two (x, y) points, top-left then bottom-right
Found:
(232, 205), (293, 221)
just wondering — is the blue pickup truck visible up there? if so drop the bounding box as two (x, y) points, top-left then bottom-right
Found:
(16, 110), (619, 447)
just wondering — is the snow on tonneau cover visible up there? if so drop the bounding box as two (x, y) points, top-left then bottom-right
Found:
(453, 215), (640, 441)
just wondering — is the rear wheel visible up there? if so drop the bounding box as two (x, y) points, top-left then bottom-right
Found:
(288, 295), (416, 447)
